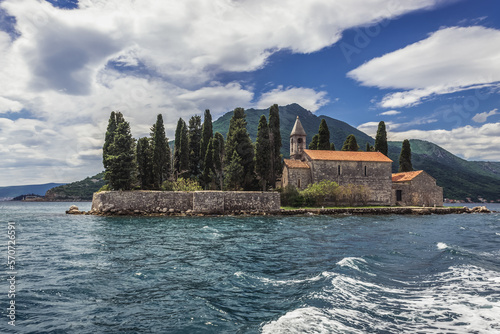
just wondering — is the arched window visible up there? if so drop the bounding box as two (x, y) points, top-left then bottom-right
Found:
(298, 179), (301, 188)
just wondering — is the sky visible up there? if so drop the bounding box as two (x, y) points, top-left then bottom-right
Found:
(1, 0), (500, 186)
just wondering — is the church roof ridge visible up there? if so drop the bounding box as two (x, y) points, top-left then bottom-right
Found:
(303, 149), (393, 163)
(290, 116), (306, 137)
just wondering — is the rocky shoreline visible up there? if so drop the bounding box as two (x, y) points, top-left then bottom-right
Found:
(66, 205), (491, 216)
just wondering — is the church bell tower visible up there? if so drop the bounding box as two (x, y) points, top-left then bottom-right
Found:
(290, 116), (306, 160)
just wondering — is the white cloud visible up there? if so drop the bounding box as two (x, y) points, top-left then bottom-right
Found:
(256, 86), (329, 112)
(348, 26), (500, 108)
(472, 108), (498, 123)
(378, 110), (401, 116)
(0, 0), (451, 185)
(358, 120), (500, 161)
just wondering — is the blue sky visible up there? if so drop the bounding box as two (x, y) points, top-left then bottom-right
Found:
(1, 0), (500, 186)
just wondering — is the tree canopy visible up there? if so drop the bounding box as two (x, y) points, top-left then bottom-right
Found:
(399, 139), (413, 172)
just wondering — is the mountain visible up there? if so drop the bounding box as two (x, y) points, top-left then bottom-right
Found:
(45, 172), (105, 201)
(213, 103), (374, 157)
(0, 183), (65, 200)
(213, 103), (500, 201)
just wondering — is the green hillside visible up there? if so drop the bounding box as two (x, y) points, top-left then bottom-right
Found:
(45, 172), (105, 201)
(213, 104), (500, 202)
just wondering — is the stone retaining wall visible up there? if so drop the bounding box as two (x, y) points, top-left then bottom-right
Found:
(91, 191), (281, 215)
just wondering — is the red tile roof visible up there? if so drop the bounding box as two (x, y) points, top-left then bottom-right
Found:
(392, 170), (424, 182)
(303, 149), (393, 162)
(284, 159), (310, 169)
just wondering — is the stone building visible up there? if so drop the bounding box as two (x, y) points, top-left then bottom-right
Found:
(392, 170), (443, 206)
(282, 116), (444, 206)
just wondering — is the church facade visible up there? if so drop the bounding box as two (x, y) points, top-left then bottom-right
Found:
(282, 116), (444, 206)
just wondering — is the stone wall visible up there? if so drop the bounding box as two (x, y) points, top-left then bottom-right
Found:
(307, 159), (392, 205)
(283, 165), (312, 190)
(91, 191), (281, 215)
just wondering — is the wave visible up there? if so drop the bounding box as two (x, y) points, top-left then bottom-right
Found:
(262, 265), (500, 333)
(234, 271), (323, 286)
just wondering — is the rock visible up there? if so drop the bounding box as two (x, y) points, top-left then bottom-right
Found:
(169, 209), (175, 213)
(69, 205), (79, 211)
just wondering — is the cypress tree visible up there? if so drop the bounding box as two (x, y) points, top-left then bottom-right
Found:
(268, 104), (282, 187)
(255, 115), (272, 190)
(213, 132), (225, 190)
(399, 139), (413, 172)
(330, 143), (335, 151)
(341, 134), (359, 151)
(136, 137), (154, 189)
(201, 138), (215, 189)
(224, 151), (244, 190)
(103, 111), (117, 172)
(317, 119), (330, 150)
(224, 108), (255, 190)
(375, 121), (388, 156)
(105, 112), (135, 190)
(200, 109), (213, 173)
(309, 134), (319, 150)
(366, 142), (371, 152)
(179, 121), (190, 179)
(188, 115), (202, 179)
(173, 118), (185, 177)
(151, 114), (170, 188)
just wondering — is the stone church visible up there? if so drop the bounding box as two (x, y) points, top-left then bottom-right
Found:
(282, 116), (443, 206)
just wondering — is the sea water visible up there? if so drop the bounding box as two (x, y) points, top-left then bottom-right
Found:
(0, 201), (499, 333)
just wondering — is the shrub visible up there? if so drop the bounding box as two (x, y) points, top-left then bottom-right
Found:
(280, 185), (304, 207)
(162, 178), (202, 191)
(98, 184), (112, 192)
(301, 180), (339, 206)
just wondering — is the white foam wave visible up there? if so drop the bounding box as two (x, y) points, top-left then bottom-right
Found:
(262, 265), (500, 333)
(437, 242), (448, 250)
(234, 271), (323, 286)
(336, 257), (376, 276)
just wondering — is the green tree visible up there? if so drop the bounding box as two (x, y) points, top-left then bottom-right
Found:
(201, 138), (215, 189)
(317, 119), (330, 150)
(104, 112), (135, 190)
(151, 114), (171, 189)
(179, 121), (190, 179)
(200, 109), (213, 173)
(366, 142), (371, 152)
(341, 134), (359, 151)
(255, 115), (272, 190)
(224, 108), (255, 190)
(374, 121), (388, 156)
(173, 118), (184, 177)
(399, 139), (413, 172)
(224, 151), (244, 190)
(268, 104), (282, 187)
(188, 115), (202, 179)
(212, 132), (225, 190)
(330, 143), (335, 151)
(103, 111), (117, 172)
(136, 137), (154, 189)
(309, 134), (319, 150)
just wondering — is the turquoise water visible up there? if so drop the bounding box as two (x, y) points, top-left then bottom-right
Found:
(1, 201), (499, 333)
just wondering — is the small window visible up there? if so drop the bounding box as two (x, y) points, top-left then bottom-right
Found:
(396, 190), (402, 202)
(338, 165), (341, 175)
(298, 179), (301, 188)
(364, 166), (367, 176)
(298, 138), (302, 143)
